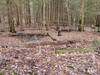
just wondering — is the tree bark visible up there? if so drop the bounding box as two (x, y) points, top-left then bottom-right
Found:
(25, 0), (31, 27)
(6, 0), (16, 33)
(78, 0), (85, 31)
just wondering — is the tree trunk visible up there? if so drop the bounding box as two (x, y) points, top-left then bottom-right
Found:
(6, 0), (16, 33)
(25, 0), (31, 27)
(66, 0), (71, 27)
(78, 0), (85, 31)
(96, 15), (100, 32)
(57, 0), (61, 36)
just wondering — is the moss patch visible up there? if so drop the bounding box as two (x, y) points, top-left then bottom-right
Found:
(55, 48), (95, 54)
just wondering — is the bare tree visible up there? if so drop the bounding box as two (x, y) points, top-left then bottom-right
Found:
(78, 0), (85, 31)
(6, 0), (16, 33)
(25, 0), (31, 27)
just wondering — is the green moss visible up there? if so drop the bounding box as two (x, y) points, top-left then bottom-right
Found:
(12, 72), (17, 75)
(55, 48), (94, 55)
(0, 72), (3, 75)
(92, 39), (100, 48)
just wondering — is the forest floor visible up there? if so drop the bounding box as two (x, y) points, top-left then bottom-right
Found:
(0, 31), (100, 75)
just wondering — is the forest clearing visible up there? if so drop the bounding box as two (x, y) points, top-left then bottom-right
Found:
(0, 0), (100, 75)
